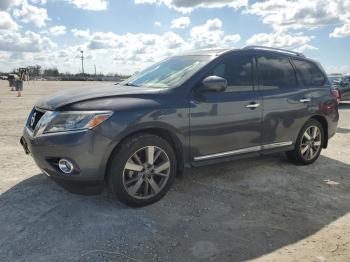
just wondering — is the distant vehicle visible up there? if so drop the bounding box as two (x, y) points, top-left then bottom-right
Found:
(0, 75), (8, 80)
(328, 75), (342, 85)
(337, 75), (350, 101)
(21, 46), (339, 207)
(328, 75), (342, 103)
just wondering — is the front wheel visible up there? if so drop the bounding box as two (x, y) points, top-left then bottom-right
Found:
(107, 133), (177, 207)
(286, 119), (324, 165)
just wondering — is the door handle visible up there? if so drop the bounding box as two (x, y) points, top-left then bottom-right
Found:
(299, 98), (311, 103)
(245, 102), (260, 109)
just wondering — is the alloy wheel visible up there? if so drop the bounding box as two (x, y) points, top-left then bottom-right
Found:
(300, 125), (322, 161)
(122, 146), (171, 199)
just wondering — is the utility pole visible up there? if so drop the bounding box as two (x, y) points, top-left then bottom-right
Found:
(80, 50), (84, 75)
(94, 64), (96, 76)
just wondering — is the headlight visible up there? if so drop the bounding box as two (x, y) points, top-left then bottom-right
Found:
(34, 111), (113, 136)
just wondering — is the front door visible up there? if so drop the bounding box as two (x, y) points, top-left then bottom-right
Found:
(189, 54), (262, 161)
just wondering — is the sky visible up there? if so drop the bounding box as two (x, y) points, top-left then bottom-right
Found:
(0, 0), (349, 75)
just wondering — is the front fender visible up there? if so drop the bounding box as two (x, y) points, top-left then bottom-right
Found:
(93, 107), (190, 179)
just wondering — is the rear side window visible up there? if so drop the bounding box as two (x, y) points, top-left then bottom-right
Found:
(293, 59), (325, 87)
(257, 55), (297, 89)
(209, 55), (253, 92)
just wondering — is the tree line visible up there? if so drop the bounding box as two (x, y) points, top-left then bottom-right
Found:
(0, 65), (131, 80)
(24, 65), (131, 78)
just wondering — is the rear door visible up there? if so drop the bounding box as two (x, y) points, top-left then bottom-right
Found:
(256, 54), (313, 147)
(189, 53), (263, 161)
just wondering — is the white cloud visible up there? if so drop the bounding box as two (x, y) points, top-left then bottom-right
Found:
(0, 0), (13, 10)
(135, 0), (247, 13)
(246, 0), (350, 33)
(330, 23), (350, 38)
(190, 18), (223, 48)
(71, 28), (90, 38)
(0, 30), (56, 52)
(0, 20), (241, 74)
(223, 34), (241, 45)
(74, 30), (189, 72)
(0, 52), (10, 60)
(65, 0), (108, 11)
(0, 11), (18, 30)
(86, 31), (186, 52)
(154, 21), (161, 27)
(171, 16), (190, 29)
(0, 0), (21, 10)
(188, 18), (241, 49)
(50, 25), (67, 36)
(13, 1), (50, 27)
(162, 31), (186, 49)
(0, 16), (241, 74)
(246, 31), (317, 52)
(30, 0), (47, 4)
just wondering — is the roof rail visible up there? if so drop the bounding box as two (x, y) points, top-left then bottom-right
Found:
(243, 46), (306, 58)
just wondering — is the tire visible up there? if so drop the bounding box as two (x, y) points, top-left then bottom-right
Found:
(286, 119), (324, 165)
(107, 133), (177, 207)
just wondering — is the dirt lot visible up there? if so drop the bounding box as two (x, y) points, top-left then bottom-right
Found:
(0, 80), (350, 262)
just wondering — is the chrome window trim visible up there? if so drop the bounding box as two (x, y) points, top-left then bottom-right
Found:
(194, 141), (293, 161)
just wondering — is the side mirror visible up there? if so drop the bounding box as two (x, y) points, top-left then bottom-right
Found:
(201, 76), (227, 92)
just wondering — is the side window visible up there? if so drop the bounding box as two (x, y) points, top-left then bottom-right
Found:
(293, 59), (326, 87)
(209, 55), (253, 92)
(257, 55), (297, 89)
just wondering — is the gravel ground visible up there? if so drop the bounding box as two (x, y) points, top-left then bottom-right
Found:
(0, 80), (350, 262)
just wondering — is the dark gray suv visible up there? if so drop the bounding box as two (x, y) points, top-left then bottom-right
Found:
(21, 46), (339, 206)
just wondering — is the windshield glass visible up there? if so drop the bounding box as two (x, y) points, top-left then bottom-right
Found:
(124, 55), (212, 88)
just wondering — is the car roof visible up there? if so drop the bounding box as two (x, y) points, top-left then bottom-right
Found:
(180, 46), (308, 59)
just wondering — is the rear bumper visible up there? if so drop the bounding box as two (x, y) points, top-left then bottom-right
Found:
(21, 127), (114, 194)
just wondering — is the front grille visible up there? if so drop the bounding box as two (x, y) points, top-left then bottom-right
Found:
(28, 108), (45, 130)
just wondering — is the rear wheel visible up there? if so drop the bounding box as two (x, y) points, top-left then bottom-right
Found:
(286, 119), (324, 165)
(107, 133), (176, 207)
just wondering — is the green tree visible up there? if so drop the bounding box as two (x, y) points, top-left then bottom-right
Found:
(43, 68), (59, 77)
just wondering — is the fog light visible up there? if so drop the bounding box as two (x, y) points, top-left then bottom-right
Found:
(58, 159), (74, 174)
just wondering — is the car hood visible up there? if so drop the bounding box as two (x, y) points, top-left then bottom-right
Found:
(36, 84), (161, 110)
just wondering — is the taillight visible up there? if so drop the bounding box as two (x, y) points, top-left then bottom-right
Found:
(331, 89), (341, 104)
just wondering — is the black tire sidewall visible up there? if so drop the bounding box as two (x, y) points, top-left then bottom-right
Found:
(108, 133), (177, 207)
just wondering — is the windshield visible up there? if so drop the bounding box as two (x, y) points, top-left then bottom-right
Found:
(124, 55), (212, 88)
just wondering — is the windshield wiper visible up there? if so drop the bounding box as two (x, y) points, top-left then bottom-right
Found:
(124, 82), (140, 87)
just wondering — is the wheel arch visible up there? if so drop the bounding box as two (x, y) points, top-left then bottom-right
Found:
(309, 115), (329, 148)
(105, 126), (185, 181)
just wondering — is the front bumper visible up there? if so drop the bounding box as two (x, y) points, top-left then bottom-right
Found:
(21, 127), (113, 194)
